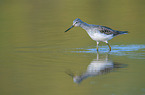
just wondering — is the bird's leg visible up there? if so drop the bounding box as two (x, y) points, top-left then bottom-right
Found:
(105, 41), (111, 51)
(107, 43), (111, 51)
(96, 42), (99, 51)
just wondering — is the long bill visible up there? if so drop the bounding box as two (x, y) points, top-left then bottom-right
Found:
(65, 25), (74, 32)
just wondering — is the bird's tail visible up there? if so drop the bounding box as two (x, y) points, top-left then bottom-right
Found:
(117, 31), (128, 34)
(114, 31), (128, 36)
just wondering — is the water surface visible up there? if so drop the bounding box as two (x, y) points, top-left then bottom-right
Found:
(0, 0), (145, 95)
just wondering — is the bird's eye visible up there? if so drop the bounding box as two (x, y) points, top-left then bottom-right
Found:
(75, 22), (78, 24)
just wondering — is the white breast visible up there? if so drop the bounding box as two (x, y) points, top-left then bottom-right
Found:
(87, 30), (113, 42)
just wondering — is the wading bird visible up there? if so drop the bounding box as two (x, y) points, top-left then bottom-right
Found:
(65, 18), (128, 51)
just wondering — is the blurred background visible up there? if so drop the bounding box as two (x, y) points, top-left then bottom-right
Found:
(0, 0), (145, 95)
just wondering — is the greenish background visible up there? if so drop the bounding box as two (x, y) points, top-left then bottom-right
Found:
(0, 0), (145, 95)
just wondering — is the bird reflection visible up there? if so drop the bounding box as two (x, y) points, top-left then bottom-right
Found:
(66, 52), (124, 84)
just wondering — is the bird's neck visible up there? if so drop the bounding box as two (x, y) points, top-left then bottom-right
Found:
(80, 22), (90, 31)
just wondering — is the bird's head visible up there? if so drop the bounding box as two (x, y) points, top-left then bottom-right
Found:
(65, 18), (83, 32)
(73, 18), (82, 27)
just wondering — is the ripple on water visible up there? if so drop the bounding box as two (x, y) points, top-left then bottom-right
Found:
(72, 44), (145, 59)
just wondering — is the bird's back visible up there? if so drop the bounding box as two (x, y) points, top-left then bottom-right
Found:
(90, 25), (128, 36)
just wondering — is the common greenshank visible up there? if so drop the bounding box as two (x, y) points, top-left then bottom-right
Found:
(65, 18), (128, 51)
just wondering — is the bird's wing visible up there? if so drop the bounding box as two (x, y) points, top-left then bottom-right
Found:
(97, 25), (117, 35)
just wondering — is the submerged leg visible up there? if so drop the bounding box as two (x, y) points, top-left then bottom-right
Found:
(107, 43), (111, 51)
(96, 42), (99, 51)
(105, 41), (111, 51)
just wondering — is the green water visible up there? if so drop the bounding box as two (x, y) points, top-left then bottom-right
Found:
(0, 0), (145, 95)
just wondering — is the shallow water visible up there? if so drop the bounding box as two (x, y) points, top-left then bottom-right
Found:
(0, 0), (145, 95)
(73, 44), (145, 59)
